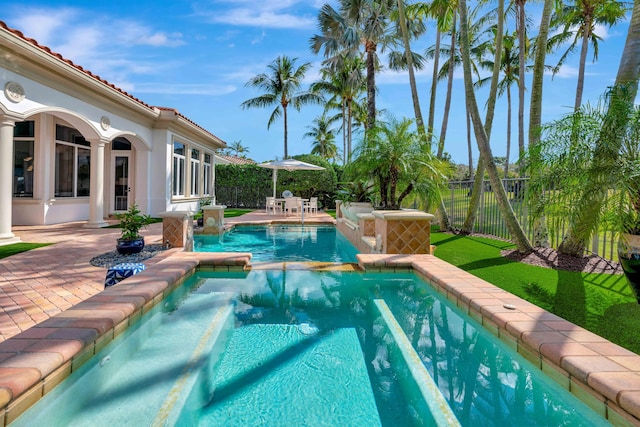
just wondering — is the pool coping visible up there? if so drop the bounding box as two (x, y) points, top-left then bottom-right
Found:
(0, 251), (637, 426)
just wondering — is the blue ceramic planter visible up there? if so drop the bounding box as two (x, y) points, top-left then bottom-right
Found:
(116, 237), (145, 255)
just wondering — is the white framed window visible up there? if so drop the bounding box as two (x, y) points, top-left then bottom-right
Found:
(190, 148), (200, 196)
(54, 124), (91, 198)
(172, 141), (186, 197)
(13, 121), (35, 198)
(203, 153), (212, 196)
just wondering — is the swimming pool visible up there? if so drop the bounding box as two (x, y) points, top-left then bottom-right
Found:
(193, 225), (359, 262)
(11, 270), (609, 426)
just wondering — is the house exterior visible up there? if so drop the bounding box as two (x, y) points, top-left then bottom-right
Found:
(0, 21), (227, 247)
(214, 154), (256, 165)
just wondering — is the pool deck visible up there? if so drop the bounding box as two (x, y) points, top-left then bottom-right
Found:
(0, 211), (640, 425)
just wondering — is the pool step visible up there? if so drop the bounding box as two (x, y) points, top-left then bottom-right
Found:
(178, 324), (382, 427)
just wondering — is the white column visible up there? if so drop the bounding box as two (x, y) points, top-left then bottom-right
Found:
(84, 138), (108, 228)
(0, 118), (21, 245)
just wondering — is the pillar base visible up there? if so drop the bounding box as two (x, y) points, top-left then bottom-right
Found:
(0, 236), (21, 247)
(83, 221), (109, 229)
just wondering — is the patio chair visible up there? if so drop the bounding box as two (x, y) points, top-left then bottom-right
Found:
(284, 197), (302, 216)
(304, 197), (318, 214)
(266, 197), (282, 215)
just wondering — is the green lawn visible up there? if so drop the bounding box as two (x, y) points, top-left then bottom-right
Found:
(431, 231), (640, 354)
(0, 243), (51, 259)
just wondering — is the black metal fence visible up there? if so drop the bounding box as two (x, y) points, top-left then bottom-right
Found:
(445, 179), (619, 262)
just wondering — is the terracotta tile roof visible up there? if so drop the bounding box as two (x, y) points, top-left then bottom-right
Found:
(0, 20), (228, 146)
(217, 154), (256, 165)
(155, 106), (226, 145)
(0, 21), (155, 112)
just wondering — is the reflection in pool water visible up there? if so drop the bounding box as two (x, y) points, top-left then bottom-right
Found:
(193, 225), (359, 262)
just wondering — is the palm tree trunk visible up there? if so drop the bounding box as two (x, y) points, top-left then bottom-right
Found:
(459, 0), (532, 252)
(397, 0), (425, 135)
(574, 19), (592, 111)
(505, 85), (512, 178)
(516, 0), (527, 163)
(283, 105), (289, 159)
(467, 106), (473, 181)
(529, 0), (552, 149)
(437, 14), (457, 159)
(366, 42), (377, 129)
(428, 27), (442, 138)
(559, 0), (640, 256)
(342, 99), (347, 165)
(462, 0), (504, 234)
(347, 99), (353, 163)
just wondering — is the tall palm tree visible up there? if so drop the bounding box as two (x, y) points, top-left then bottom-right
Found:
(515, 0), (529, 162)
(549, 0), (628, 112)
(241, 56), (322, 159)
(477, 30), (532, 178)
(458, 0), (532, 252)
(304, 113), (341, 163)
(312, 56), (367, 164)
(311, 0), (396, 130)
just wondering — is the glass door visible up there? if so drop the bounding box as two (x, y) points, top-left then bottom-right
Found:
(113, 154), (131, 212)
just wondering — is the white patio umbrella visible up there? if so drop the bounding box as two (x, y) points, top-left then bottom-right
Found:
(258, 159), (325, 198)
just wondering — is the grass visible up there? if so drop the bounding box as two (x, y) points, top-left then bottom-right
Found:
(0, 243), (51, 259)
(430, 231), (640, 354)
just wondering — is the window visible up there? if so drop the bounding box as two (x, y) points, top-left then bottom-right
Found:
(190, 148), (200, 196)
(13, 121), (35, 197)
(203, 153), (212, 196)
(172, 141), (185, 197)
(54, 125), (91, 198)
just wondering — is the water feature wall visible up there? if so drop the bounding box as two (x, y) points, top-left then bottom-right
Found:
(335, 201), (435, 255)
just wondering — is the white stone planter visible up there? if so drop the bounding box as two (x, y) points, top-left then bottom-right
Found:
(341, 202), (374, 223)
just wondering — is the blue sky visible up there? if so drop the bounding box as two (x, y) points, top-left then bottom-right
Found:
(3, 1), (633, 166)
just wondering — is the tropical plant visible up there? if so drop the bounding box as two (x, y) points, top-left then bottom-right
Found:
(549, 0), (628, 112)
(527, 87), (640, 245)
(347, 115), (448, 209)
(115, 203), (152, 241)
(311, 56), (366, 164)
(304, 113), (341, 163)
(227, 140), (249, 158)
(241, 56), (322, 159)
(337, 181), (375, 203)
(311, 0), (397, 129)
(556, 0), (640, 256)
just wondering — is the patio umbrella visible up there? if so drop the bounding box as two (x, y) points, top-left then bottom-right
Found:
(258, 159), (325, 198)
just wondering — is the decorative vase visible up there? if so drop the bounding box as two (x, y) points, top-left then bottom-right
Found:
(617, 233), (640, 304)
(116, 237), (145, 255)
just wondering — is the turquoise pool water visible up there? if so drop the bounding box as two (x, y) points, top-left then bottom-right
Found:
(193, 225), (359, 262)
(12, 270), (610, 427)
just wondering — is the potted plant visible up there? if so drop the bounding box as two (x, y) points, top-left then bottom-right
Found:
(114, 202), (153, 255)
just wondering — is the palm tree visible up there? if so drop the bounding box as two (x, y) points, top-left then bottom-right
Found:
(241, 56), (322, 159)
(312, 55), (367, 164)
(227, 140), (249, 158)
(515, 0), (528, 162)
(557, 0), (640, 256)
(477, 30), (531, 178)
(304, 113), (341, 163)
(349, 115), (448, 209)
(458, 0), (532, 252)
(549, 0), (628, 112)
(311, 0), (396, 129)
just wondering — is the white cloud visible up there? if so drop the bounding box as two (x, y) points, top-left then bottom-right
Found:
(196, 0), (317, 29)
(131, 83), (237, 96)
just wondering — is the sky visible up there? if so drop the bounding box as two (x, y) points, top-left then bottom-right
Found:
(2, 0), (634, 167)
